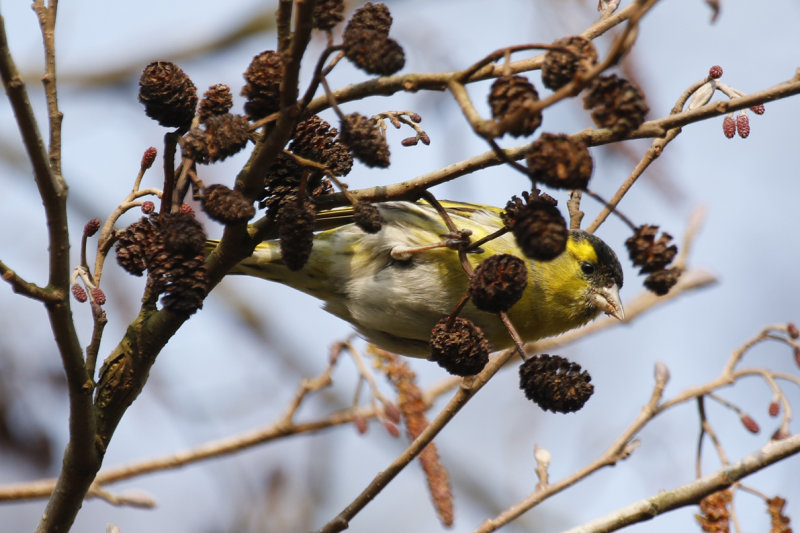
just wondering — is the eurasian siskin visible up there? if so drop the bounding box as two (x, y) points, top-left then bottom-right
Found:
(213, 200), (624, 356)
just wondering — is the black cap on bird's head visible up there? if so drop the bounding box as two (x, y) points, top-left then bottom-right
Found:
(575, 230), (623, 287)
(569, 230), (625, 321)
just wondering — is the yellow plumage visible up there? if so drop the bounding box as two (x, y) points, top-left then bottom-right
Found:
(216, 200), (624, 356)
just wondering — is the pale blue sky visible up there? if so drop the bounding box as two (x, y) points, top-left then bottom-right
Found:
(1, 1), (799, 532)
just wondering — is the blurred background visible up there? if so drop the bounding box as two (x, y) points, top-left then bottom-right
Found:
(1, 0), (799, 531)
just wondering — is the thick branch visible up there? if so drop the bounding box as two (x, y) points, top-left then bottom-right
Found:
(561, 435), (800, 533)
(235, 0), (315, 201)
(2, 11), (98, 533)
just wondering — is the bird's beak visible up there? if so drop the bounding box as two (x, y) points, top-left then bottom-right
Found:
(592, 283), (625, 321)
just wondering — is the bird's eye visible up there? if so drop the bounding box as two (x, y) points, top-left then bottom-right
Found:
(580, 262), (595, 275)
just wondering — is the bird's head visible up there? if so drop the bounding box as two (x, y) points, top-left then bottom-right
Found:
(565, 229), (624, 322)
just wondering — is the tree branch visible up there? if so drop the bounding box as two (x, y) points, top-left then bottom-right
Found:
(302, 0), (659, 118)
(1, 6), (100, 531)
(560, 435), (800, 533)
(0, 258), (61, 303)
(33, 0), (62, 177)
(309, 74), (800, 211)
(316, 348), (519, 533)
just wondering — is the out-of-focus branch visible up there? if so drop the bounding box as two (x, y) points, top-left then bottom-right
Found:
(0, 355), (408, 503)
(29, 12), (276, 88)
(316, 348), (519, 533)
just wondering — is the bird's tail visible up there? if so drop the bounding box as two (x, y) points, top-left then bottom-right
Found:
(204, 238), (336, 298)
(204, 239), (284, 278)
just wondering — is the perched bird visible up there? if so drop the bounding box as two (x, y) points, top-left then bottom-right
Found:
(214, 200), (624, 357)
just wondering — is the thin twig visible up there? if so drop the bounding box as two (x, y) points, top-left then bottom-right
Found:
(475, 357), (668, 532)
(585, 71), (711, 233)
(303, 1), (660, 117)
(696, 396), (730, 476)
(0, 259), (61, 303)
(298, 45), (343, 109)
(567, 190), (584, 230)
(33, 0), (62, 176)
(317, 348), (518, 533)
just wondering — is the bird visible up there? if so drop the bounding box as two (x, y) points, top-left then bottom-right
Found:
(213, 200), (624, 357)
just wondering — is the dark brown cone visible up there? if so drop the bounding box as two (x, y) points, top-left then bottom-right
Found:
(182, 114), (251, 164)
(518, 354), (593, 413)
(375, 38), (406, 76)
(261, 152), (303, 212)
(260, 152), (333, 217)
(290, 115), (353, 176)
(583, 74), (649, 134)
(313, 0), (345, 30)
(346, 2), (392, 35)
(469, 254), (528, 313)
(541, 36), (598, 91)
(116, 213), (209, 315)
(342, 3), (401, 75)
(138, 61), (198, 129)
(625, 225), (678, 273)
(489, 75), (542, 137)
(643, 267), (681, 296)
(159, 253), (208, 315)
(343, 29), (405, 76)
(278, 202), (315, 271)
(353, 201), (383, 233)
(198, 84), (233, 122)
(340, 113), (390, 167)
(182, 127), (211, 163)
(158, 212), (206, 256)
(526, 133), (593, 190)
(429, 317), (490, 376)
(115, 218), (157, 276)
(502, 192), (568, 261)
(242, 50), (285, 120)
(204, 114), (251, 162)
(201, 184), (255, 225)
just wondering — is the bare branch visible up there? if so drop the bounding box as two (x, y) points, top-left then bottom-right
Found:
(310, 74), (800, 211)
(560, 435), (800, 533)
(2, 9), (99, 533)
(0, 258), (61, 303)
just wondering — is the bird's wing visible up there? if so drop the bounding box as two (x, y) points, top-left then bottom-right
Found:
(313, 200), (506, 237)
